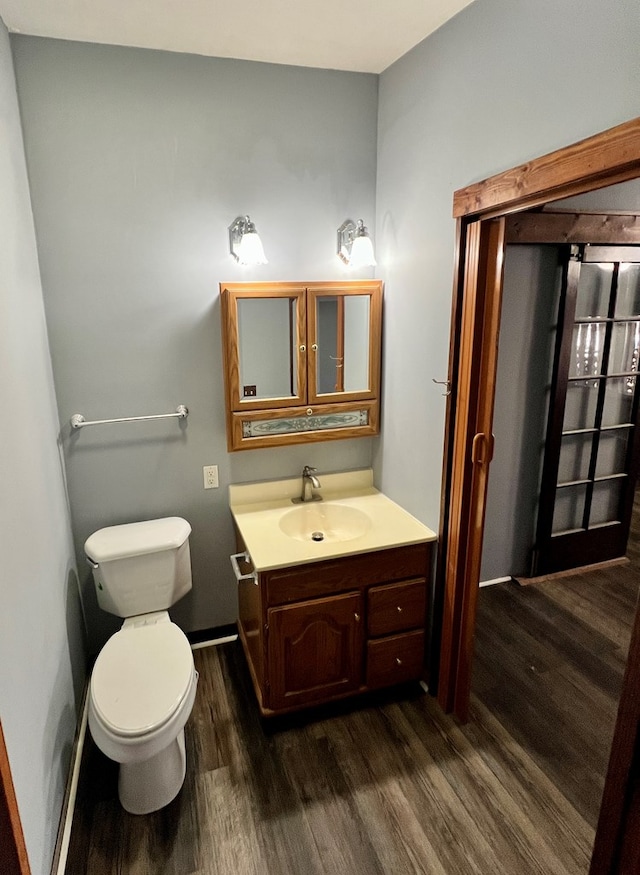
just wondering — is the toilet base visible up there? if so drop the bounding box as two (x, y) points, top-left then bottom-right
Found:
(118, 729), (187, 815)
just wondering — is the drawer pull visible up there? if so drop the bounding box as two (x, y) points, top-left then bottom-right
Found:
(354, 612), (360, 622)
(395, 657), (403, 665)
(230, 551), (258, 586)
(396, 606), (403, 613)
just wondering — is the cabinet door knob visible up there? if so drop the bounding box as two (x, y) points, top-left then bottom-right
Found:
(299, 344), (306, 352)
(396, 606), (403, 613)
(311, 343), (318, 351)
(354, 612), (360, 622)
(395, 657), (403, 665)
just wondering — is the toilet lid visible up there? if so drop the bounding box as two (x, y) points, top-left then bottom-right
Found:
(91, 622), (194, 737)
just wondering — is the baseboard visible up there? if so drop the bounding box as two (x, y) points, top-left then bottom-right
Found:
(187, 623), (238, 648)
(479, 576), (512, 588)
(514, 556), (630, 586)
(51, 685), (89, 875)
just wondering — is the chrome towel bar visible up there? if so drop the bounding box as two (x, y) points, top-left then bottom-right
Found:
(70, 405), (189, 429)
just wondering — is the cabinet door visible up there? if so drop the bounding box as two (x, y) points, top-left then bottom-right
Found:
(307, 282), (382, 404)
(220, 283), (307, 411)
(267, 592), (363, 711)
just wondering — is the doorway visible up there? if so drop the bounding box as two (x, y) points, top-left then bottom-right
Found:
(435, 115), (640, 719)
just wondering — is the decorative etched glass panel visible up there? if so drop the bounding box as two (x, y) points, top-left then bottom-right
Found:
(596, 430), (630, 478)
(575, 263), (612, 319)
(614, 264), (640, 318)
(602, 377), (635, 426)
(552, 484), (586, 535)
(568, 321), (605, 383)
(242, 409), (369, 437)
(609, 320), (640, 375)
(562, 383), (598, 431)
(558, 433), (593, 483)
(590, 479), (623, 526)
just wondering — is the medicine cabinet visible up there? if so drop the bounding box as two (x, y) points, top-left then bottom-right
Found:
(220, 280), (382, 450)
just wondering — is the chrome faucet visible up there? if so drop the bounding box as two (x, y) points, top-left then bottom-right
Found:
(293, 465), (322, 503)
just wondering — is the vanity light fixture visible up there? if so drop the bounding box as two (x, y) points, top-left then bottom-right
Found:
(228, 215), (268, 265)
(337, 218), (377, 267)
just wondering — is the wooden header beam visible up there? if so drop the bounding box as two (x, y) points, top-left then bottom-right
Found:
(505, 211), (640, 245)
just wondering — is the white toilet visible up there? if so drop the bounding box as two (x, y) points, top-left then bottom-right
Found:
(85, 517), (198, 815)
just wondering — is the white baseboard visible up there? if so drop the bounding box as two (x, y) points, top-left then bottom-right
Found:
(53, 690), (89, 875)
(479, 576), (512, 588)
(191, 633), (238, 650)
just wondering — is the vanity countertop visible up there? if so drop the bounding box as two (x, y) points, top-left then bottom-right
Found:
(229, 469), (436, 572)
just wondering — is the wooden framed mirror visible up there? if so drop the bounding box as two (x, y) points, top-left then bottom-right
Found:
(220, 280), (382, 450)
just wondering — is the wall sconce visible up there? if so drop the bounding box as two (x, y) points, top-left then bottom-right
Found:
(228, 215), (268, 265)
(337, 218), (376, 267)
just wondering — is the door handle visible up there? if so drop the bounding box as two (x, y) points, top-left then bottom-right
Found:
(471, 432), (493, 465)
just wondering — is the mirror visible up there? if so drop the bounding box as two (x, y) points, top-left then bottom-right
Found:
(237, 297), (298, 401)
(316, 295), (371, 395)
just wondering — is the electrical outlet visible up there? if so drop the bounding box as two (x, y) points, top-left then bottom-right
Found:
(203, 465), (219, 489)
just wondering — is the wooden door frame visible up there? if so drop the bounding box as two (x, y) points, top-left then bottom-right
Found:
(436, 115), (640, 875)
(0, 722), (30, 875)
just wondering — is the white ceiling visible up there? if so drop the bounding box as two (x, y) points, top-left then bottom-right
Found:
(0, 0), (475, 74)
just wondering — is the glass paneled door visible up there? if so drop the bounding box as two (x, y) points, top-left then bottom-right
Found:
(534, 245), (640, 575)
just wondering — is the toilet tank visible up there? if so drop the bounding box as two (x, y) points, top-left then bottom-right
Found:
(84, 518), (192, 618)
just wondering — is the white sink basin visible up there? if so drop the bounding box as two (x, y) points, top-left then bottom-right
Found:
(279, 502), (372, 543)
(229, 469), (437, 570)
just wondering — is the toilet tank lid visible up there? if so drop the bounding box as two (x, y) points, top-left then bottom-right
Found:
(84, 517), (191, 563)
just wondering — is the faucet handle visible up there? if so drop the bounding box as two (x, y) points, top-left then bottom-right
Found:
(302, 465), (317, 476)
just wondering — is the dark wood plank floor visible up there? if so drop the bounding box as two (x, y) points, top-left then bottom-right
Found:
(65, 500), (639, 874)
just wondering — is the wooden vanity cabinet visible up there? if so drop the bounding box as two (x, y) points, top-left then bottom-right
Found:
(234, 539), (432, 716)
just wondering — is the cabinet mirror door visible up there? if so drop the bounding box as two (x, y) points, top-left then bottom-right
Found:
(308, 284), (381, 404)
(222, 285), (307, 410)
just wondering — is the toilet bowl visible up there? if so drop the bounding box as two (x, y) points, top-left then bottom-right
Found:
(85, 517), (198, 814)
(88, 612), (198, 814)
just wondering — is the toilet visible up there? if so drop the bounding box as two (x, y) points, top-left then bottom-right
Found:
(85, 517), (198, 815)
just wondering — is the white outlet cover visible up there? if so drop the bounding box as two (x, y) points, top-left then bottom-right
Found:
(203, 465), (219, 489)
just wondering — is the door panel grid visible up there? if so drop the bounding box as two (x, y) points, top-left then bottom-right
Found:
(535, 245), (640, 574)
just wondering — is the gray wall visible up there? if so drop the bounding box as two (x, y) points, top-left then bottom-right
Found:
(480, 246), (560, 581)
(12, 38), (378, 652)
(375, 0), (640, 530)
(0, 19), (85, 875)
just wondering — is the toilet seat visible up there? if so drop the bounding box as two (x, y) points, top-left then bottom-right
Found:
(91, 620), (194, 738)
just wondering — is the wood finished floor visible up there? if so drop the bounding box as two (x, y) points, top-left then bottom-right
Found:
(66, 520), (639, 874)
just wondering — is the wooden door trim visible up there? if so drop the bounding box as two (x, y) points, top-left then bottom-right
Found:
(453, 117), (640, 219)
(0, 721), (30, 875)
(437, 217), (505, 719)
(589, 586), (640, 874)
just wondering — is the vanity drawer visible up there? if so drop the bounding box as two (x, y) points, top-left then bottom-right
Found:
(264, 543), (429, 605)
(367, 578), (426, 636)
(366, 629), (425, 689)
